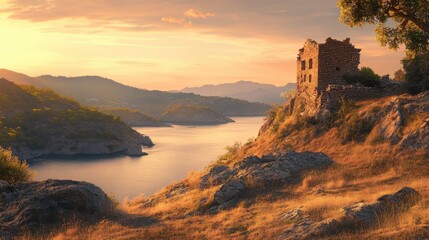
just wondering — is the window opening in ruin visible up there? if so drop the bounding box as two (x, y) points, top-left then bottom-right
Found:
(304, 74), (307, 82)
(336, 67), (341, 71)
(309, 74), (312, 83)
(309, 59), (313, 69)
(301, 61), (306, 70)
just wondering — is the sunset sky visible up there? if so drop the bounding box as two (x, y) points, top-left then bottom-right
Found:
(0, 0), (405, 90)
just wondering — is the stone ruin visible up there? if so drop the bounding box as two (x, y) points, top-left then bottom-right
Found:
(293, 37), (408, 118)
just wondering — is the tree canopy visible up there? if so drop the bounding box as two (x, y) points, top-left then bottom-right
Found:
(337, 0), (429, 56)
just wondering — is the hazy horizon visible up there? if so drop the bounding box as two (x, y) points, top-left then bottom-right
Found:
(0, 0), (405, 90)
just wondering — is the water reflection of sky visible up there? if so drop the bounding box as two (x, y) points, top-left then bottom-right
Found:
(30, 117), (264, 200)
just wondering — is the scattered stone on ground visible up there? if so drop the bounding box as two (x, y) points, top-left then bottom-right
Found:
(281, 187), (420, 240)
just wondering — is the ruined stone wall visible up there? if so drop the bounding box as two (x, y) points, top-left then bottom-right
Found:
(322, 84), (409, 110)
(318, 38), (360, 90)
(293, 37), (407, 119)
(297, 39), (319, 93)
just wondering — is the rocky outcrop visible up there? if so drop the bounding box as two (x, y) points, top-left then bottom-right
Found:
(281, 187), (420, 240)
(201, 151), (333, 190)
(161, 105), (234, 125)
(214, 180), (246, 205)
(357, 91), (429, 153)
(200, 151), (333, 211)
(0, 179), (115, 238)
(398, 119), (429, 153)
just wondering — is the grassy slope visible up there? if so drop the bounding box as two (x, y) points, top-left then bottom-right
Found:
(23, 94), (429, 240)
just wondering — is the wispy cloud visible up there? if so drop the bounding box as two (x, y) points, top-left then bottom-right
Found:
(184, 9), (215, 19)
(161, 8), (215, 27)
(0, 0), (365, 41)
(0, 0), (405, 89)
(161, 16), (192, 27)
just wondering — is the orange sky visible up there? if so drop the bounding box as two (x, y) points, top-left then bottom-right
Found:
(0, 0), (405, 90)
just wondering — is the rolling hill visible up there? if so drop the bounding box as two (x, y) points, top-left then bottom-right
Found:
(177, 80), (296, 104)
(0, 69), (271, 117)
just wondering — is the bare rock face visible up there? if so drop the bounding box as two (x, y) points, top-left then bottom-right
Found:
(0, 179), (114, 237)
(199, 165), (233, 189)
(203, 151), (333, 212)
(356, 92), (429, 153)
(214, 180), (246, 205)
(281, 187), (420, 240)
(234, 151), (332, 188)
(375, 98), (406, 144)
(398, 119), (429, 153)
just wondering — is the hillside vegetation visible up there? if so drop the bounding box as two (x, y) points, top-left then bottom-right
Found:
(25, 92), (428, 240)
(98, 108), (171, 127)
(0, 147), (33, 184)
(0, 69), (271, 118)
(0, 78), (153, 160)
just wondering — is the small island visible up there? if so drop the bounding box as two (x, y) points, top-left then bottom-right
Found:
(161, 105), (235, 125)
(98, 108), (171, 127)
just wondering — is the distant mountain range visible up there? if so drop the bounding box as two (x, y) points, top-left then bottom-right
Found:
(0, 69), (270, 117)
(176, 80), (296, 104)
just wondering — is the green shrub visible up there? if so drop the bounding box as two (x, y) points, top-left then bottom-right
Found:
(343, 67), (381, 87)
(0, 147), (34, 184)
(342, 73), (360, 85)
(403, 51), (429, 93)
(214, 142), (242, 166)
(394, 69), (406, 82)
(359, 67), (381, 87)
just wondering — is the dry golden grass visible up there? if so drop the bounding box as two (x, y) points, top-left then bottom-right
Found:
(41, 141), (426, 240)
(17, 96), (429, 240)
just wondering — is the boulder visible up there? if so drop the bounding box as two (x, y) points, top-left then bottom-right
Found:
(281, 187), (420, 239)
(206, 151), (333, 212)
(214, 180), (246, 205)
(0, 179), (114, 236)
(199, 165), (233, 189)
(234, 151), (333, 187)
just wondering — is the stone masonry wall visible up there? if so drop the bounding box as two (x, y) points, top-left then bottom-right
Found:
(297, 39), (319, 93)
(294, 37), (407, 119)
(321, 84), (409, 110)
(318, 38), (361, 90)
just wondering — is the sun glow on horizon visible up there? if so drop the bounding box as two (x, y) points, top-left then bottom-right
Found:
(0, 0), (404, 90)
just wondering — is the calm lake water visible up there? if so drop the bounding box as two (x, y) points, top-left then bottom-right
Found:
(30, 117), (264, 200)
